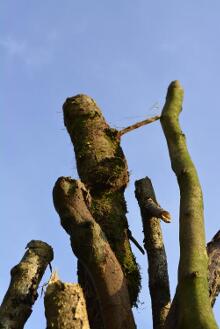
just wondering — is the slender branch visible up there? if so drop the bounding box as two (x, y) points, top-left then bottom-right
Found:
(161, 81), (218, 329)
(207, 230), (220, 306)
(127, 229), (145, 255)
(53, 177), (136, 329)
(135, 177), (171, 329)
(117, 115), (160, 137)
(0, 240), (53, 329)
(44, 272), (90, 329)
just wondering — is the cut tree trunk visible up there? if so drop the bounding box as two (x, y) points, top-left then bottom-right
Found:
(44, 272), (90, 329)
(135, 177), (171, 329)
(62, 95), (141, 308)
(0, 240), (53, 329)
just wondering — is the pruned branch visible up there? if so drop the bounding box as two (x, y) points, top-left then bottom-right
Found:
(44, 272), (90, 329)
(117, 115), (160, 138)
(207, 230), (220, 306)
(161, 81), (218, 329)
(135, 177), (171, 329)
(143, 197), (171, 223)
(0, 240), (53, 329)
(53, 177), (136, 329)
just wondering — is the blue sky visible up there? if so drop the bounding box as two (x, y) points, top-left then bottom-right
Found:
(1, 1), (220, 327)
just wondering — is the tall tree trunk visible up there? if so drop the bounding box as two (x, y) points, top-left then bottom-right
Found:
(161, 81), (218, 329)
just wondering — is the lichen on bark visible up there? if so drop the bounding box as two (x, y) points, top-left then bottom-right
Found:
(0, 240), (53, 329)
(44, 272), (90, 329)
(62, 95), (141, 306)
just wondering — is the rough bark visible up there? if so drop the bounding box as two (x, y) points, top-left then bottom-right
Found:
(207, 230), (220, 306)
(161, 81), (218, 329)
(53, 177), (136, 329)
(44, 272), (90, 329)
(0, 240), (53, 329)
(62, 95), (141, 307)
(135, 177), (171, 329)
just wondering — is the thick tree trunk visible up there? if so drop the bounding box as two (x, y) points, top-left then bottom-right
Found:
(53, 177), (136, 329)
(62, 95), (141, 307)
(44, 272), (90, 329)
(0, 240), (53, 329)
(135, 177), (171, 329)
(161, 81), (218, 329)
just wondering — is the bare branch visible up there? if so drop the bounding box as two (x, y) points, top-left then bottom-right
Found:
(117, 115), (160, 137)
(127, 229), (145, 255)
(161, 81), (218, 328)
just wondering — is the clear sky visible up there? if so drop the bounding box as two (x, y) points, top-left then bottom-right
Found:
(1, 1), (220, 327)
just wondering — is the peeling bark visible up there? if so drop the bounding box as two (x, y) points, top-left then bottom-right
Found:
(62, 95), (140, 306)
(0, 240), (53, 329)
(53, 177), (136, 329)
(135, 177), (171, 329)
(161, 81), (218, 329)
(44, 272), (90, 329)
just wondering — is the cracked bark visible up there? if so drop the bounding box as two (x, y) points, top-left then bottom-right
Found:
(53, 177), (136, 329)
(135, 177), (171, 329)
(0, 240), (53, 329)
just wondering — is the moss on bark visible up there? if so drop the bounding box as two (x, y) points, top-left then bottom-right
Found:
(63, 95), (141, 306)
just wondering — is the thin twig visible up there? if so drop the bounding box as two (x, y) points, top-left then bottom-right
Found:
(127, 229), (145, 255)
(118, 115), (161, 137)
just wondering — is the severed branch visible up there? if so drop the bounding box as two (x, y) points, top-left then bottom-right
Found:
(207, 230), (220, 306)
(143, 197), (171, 223)
(0, 240), (53, 329)
(117, 115), (160, 138)
(44, 272), (90, 329)
(53, 177), (136, 329)
(135, 177), (171, 329)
